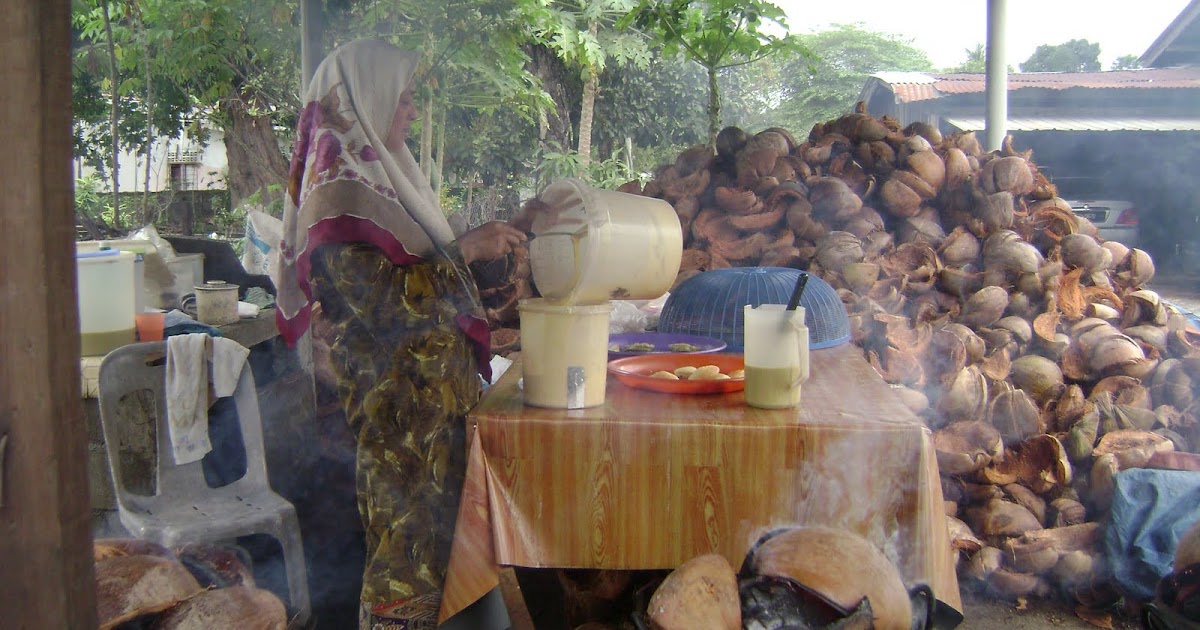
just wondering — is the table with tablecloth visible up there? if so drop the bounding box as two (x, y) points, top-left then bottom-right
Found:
(438, 343), (962, 623)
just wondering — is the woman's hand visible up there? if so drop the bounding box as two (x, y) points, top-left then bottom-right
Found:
(457, 221), (527, 265)
(508, 198), (557, 233)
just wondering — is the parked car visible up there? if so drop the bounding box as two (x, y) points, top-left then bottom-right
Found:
(1066, 199), (1139, 248)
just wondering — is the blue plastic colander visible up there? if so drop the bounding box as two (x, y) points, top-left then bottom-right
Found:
(658, 267), (851, 351)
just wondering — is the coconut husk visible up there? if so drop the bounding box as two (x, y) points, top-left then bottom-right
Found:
(673, 195), (701, 223)
(827, 152), (871, 197)
(786, 203), (825, 242)
(647, 554), (741, 630)
(153, 586), (288, 630)
(879, 177), (923, 218)
(1011, 355), (1065, 405)
(1048, 498), (1087, 528)
(1019, 522), (1101, 554)
(675, 144), (716, 177)
(960, 286), (1010, 328)
(727, 203), (785, 231)
(989, 388), (1045, 446)
(980, 156), (1035, 196)
(1003, 484), (1047, 525)
(1151, 359), (1195, 409)
(95, 555), (204, 630)
(491, 328), (520, 355)
(939, 227), (981, 267)
(717, 126), (750, 159)
(1054, 385), (1087, 432)
(868, 345), (925, 387)
(966, 498), (1043, 538)
(616, 179), (643, 195)
(735, 147), (779, 187)
(713, 186), (761, 215)
(892, 385), (930, 414)
(965, 547), (1004, 583)
(933, 421), (1004, 475)
(906, 149), (946, 192)
(94, 538), (174, 562)
(937, 365), (988, 422)
(1094, 430), (1174, 469)
(1000, 536), (1060, 575)
(980, 347), (1013, 381)
(679, 248), (711, 272)
(760, 245), (805, 269)
(994, 434), (1072, 493)
(747, 526), (913, 630)
(808, 177), (862, 223)
(174, 544), (255, 589)
(973, 190), (1016, 234)
(948, 515), (984, 554)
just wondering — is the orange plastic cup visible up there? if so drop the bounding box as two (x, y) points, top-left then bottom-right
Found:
(135, 312), (165, 342)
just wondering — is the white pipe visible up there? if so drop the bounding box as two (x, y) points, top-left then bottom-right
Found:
(985, 0), (1008, 152)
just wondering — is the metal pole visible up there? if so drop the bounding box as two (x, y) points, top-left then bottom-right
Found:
(300, 0), (323, 92)
(985, 0), (1008, 152)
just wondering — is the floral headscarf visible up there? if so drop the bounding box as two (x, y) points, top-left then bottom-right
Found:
(273, 38), (470, 344)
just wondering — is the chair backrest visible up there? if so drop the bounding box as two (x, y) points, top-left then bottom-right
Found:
(97, 340), (271, 511)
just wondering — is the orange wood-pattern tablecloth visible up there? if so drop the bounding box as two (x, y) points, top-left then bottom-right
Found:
(439, 344), (961, 623)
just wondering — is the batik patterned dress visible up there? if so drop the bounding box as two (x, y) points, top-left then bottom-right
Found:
(309, 242), (482, 629)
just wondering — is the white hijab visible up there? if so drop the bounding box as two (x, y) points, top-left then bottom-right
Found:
(273, 38), (459, 341)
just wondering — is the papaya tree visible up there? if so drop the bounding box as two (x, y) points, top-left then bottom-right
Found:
(621, 0), (811, 149)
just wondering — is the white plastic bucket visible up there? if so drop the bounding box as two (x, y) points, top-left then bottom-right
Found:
(77, 250), (136, 356)
(519, 298), (612, 409)
(530, 178), (682, 304)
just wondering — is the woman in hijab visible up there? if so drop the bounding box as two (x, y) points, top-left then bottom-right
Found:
(274, 38), (541, 628)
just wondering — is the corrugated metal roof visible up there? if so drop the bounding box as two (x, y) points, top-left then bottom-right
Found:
(877, 67), (1200, 103)
(944, 117), (1200, 132)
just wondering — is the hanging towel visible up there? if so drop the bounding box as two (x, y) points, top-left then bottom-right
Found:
(210, 337), (250, 398)
(166, 333), (212, 465)
(166, 335), (251, 464)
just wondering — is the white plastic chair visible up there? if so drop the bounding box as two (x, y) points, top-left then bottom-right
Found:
(98, 340), (311, 628)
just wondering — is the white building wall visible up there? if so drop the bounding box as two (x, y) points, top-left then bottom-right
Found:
(75, 126), (228, 193)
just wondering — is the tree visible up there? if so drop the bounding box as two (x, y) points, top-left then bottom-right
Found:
(621, 0), (812, 149)
(946, 43), (986, 73)
(73, 0), (300, 214)
(761, 24), (932, 137)
(1020, 38), (1101, 72)
(525, 1), (649, 172)
(1111, 54), (1142, 71)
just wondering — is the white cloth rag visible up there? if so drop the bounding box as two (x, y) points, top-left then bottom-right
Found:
(165, 334), (250, 465)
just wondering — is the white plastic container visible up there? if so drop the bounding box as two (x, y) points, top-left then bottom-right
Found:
(519, 298), (612, 409)
(77, 250), (137, 356)
(530, 178), (682, 304)
(742, 304), (810, 409)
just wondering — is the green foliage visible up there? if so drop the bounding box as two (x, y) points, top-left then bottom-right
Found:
(763, 23), (932, 135)
(946, 43), (987, 73)
(241, 183), (285, 218)
(75, 173), (117, 227)
(525, 0), (650, 76)
(1111, 54), (1142, 71)
(1020, 39), (1101, 73)
(532, 140), (584, 186)
(621, 0), (812, 145)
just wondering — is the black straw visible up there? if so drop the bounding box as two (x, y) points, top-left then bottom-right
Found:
(785, 273), (809, 312)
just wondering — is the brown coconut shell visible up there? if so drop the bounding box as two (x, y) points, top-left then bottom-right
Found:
(647, 554), (741, 630)
(966, 498), (1043, 538)
(747, 526), (913, 630)
(979, 156), (1035, 195)
(879, 178), (922, 218)
(153, 586), (288, 630)
(95, 555), (205, 630)
(934, 421), (1004, 475)
(94, 538), (173, 562)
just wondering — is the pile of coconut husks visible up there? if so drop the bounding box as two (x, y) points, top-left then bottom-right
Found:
(615, 109), (1200, 615)
(93, 538), (288, 629)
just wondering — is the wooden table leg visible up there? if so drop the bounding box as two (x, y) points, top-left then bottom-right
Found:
(499, 566), (538, 630)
